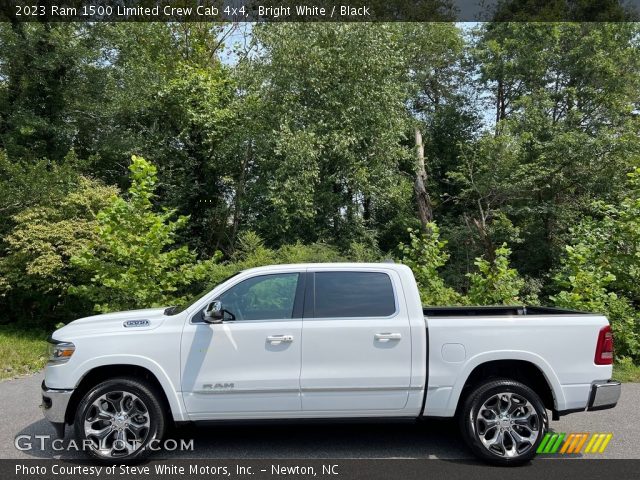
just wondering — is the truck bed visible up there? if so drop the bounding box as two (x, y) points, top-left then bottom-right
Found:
(423, 305), (593, 316)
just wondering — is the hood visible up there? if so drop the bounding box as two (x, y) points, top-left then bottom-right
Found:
(52, 307), (168, 340)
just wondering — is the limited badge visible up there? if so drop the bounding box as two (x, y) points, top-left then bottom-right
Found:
(123, 319), (150, 328)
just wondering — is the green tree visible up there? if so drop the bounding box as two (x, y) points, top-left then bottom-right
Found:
(0, 23), (99, 162)
(70, 156), (206, 313)
(75, 23), (235, 255)
(400, 23), (478, 231)
(468, 22), (640, 279)
(241, 23), (413, 249)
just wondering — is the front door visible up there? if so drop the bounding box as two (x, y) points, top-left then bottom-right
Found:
(300, 269), (412, 412)
(181, 272), (304, 418)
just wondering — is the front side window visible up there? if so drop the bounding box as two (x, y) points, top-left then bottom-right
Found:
(314, 271), (396, 318)
(218, 273), (300, 321)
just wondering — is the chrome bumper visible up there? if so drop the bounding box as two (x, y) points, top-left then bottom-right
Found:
(587, 380), (621, 411)
(41, 381), (74, 428)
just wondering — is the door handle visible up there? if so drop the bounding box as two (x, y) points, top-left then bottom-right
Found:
(266, 334), (294, 344)
(375, 333), (402, 342)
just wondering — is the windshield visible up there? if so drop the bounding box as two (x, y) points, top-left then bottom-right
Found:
(164, 272), (241, 316)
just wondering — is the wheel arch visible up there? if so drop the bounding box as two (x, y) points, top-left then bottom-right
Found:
(451, 354), (564, 416)
(65, 363), (184, 425)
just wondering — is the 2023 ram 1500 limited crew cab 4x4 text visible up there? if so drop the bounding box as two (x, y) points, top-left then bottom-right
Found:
(41, 263), (621, 465)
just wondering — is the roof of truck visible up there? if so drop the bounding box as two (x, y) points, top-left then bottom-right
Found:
(241, 262), (409, 274)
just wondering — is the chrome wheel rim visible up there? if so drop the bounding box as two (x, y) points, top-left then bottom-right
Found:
(475, 392), (540, 458)
(84, 390), (151, 457)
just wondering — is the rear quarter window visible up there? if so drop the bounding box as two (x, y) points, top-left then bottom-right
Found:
(314, 271), (396, 318)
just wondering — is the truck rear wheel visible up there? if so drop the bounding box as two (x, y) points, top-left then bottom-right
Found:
(74, 377), (166, 462)
(459, 378), (548, 466)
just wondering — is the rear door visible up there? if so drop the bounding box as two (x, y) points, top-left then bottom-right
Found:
(300, 268), (412, 412)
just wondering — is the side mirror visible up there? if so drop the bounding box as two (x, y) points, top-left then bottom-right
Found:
(203, 300), (224, 323)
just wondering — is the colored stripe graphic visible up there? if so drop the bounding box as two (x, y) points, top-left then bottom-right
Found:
(560, 434), (576, 454)
(543, 433), (558, 453)
(537, 433), (552, 453)
(550, 433), (565, 453)
(561, 433), (588, 454)
(538, 433), (566, 453)
(598, 434), (613, 453)
(537, 433), (612, 454)
(586, 433), (614, 453)
(585, 434), (598, 453)
(589, 434), (605, 453)
(573, 433), (589, 453)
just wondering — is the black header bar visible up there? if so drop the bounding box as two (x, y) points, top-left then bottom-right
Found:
(0, 0), (639, 22)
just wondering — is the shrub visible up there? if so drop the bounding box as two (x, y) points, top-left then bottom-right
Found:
(0, 177), (117, 325)
(398, 225), (465, 305)
(467, 243), (525, 305)
(197, 232), (351, 293)
(550, 169), (640, 361)
(552, 242), (639, 361)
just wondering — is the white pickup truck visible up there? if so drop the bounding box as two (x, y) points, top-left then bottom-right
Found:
(42, 263), (620, 465)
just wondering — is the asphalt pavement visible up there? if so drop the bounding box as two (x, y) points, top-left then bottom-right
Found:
(1, 372), (638, 460)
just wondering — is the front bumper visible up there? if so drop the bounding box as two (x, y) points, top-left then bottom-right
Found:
(587, 380), (621, 411)
(41, 381), (74, 435)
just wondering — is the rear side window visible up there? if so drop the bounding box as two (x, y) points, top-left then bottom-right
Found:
(314, 272), (396, 318)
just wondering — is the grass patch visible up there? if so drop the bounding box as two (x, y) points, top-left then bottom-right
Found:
(0, 325), (49, 381)
(613, 357), (640, 383)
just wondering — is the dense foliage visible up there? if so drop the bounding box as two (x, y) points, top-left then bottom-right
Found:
(69, 156), (210, 313)
(0, 22), (638, 362)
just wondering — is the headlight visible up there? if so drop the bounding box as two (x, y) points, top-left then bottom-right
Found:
(47, 339), (75, 364)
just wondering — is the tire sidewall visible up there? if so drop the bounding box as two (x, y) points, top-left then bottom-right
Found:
(74, 378), (166, 463)
(460, 379), (548, 466)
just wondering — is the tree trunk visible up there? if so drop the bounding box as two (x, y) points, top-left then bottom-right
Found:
(414, 126), (433, 231)
(363, 194), (372, 221)
(229, 141), (252, 251)
(463, 212), (496, 264)
(495, 77), (507, 134)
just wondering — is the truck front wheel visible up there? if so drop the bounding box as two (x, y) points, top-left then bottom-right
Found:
(459, 378), (548, 466)
(74, 377), (166, 462)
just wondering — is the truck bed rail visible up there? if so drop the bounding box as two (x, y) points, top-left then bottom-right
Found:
(423, 305), (594, 317)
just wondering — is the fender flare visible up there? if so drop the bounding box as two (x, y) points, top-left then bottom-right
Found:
(447, 350), (566, 415)
(70, 355), (188, 422)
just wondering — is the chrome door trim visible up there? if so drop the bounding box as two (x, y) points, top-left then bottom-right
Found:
(301, 385), (422, 393)
(192, 387), (300, 395)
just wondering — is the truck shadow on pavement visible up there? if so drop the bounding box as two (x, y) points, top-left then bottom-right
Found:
(14, 418), (471, 460)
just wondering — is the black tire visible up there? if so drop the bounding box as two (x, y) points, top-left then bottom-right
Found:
(458, 378), (548, 466)
(74, 377), (166, 463)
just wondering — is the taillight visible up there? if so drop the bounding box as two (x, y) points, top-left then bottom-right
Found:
(594, 325), (614, 365)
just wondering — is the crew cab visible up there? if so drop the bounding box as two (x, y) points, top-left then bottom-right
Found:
(41, 263), (620, 465)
